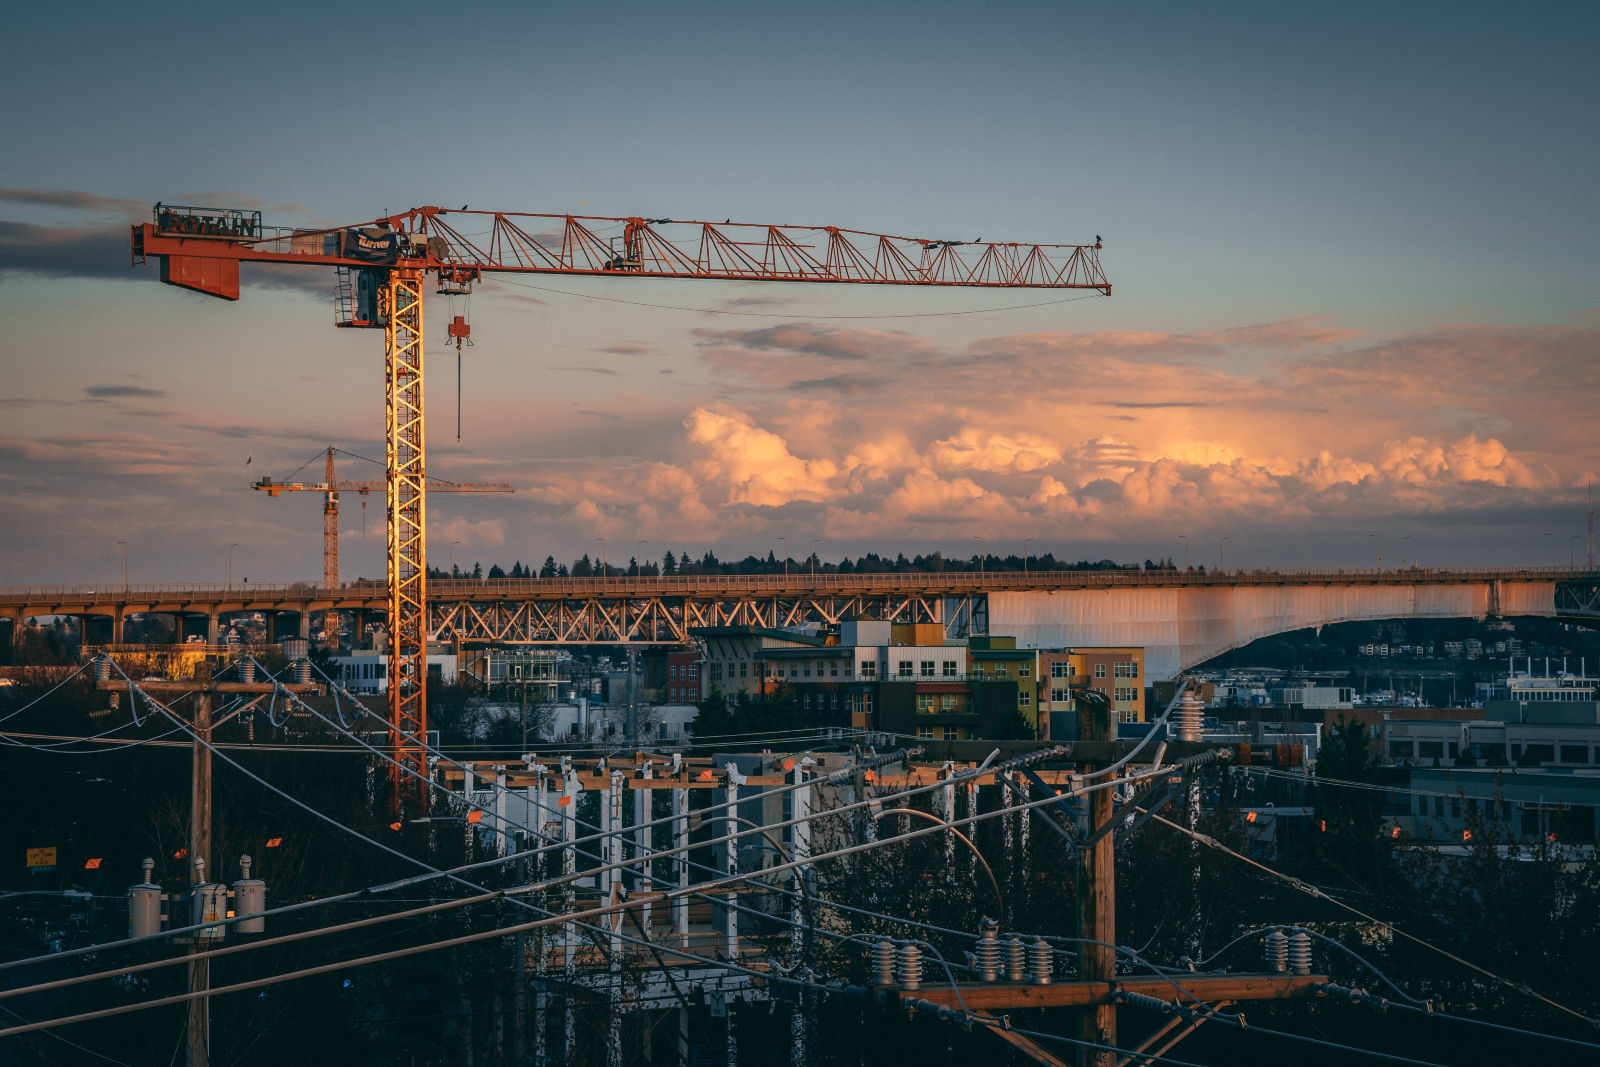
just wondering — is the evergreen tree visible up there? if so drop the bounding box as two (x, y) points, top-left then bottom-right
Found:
(488, 564), (506, 579)
(573, 554), (592, 577)
(540, 555), (558, 578)
(1311, 715), (1394, 884)
(690, 684), (736, 742)
(747, 686), (800, 735)
(472, 561), (483, 580)
(557, 563), (569, 577)
(661, 550), (677, 575)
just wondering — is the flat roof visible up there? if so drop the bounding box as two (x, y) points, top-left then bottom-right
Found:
(757, 647), (854, 660)
(689, 625), (827, 646)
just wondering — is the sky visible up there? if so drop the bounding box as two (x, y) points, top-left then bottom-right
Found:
(2, 1), (1598, 585)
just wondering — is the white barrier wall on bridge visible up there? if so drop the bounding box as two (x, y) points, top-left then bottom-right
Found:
(989, 581), (1556, 680)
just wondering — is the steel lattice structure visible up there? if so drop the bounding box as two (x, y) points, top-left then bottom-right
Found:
(384, 271), (428, 791)
(429, 589), (976, 645)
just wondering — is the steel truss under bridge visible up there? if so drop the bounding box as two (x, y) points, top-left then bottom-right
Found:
(428, 591), (982, 645)
(1554, 580), (1600, 624)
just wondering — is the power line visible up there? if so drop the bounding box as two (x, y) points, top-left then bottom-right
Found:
(1139, 807), (1598, 1028)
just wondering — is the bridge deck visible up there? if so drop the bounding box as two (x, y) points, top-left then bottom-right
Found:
(2, 564), (1590, 608)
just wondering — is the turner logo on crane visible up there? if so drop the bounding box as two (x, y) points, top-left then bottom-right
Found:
(131, 202), (1107, 817)
(341, 227), (404, 264)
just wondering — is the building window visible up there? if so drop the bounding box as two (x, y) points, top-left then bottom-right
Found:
(861, 661), (875, 678)
(830, 661), (839, 677)
(1051, 688), (1068, 703)
(920, 660), (935, 677)
(803, 694), (812, 710)
(898, 661), (914, 677)
(1019, 692), (1031, 707)
(941, 694), (958, 712)
(1115, 686), (1137, 703)
(943, 661), (956, 677)
(1417, 741), (1444, 759)
(844, 661), (852, 676)
(992, 665), (1008, 679)
(1094, 664), (1106, 679)
(804, 663), (812, 677)
(830, 694), (839, 710)
(1389, 741), (1414, 758)
(917, 694), (935, 713)
(1019, 662), (1030, 677)
(670, 665), (678, 680)
(1119, 709), (1139, 723)
(1451, 797), (1462, 818)
(739, 662), (747, 678)
(943, 726), (958, 740)
(1051, 663), (1069, 678)
(1115, 662), (1138, 679)
(710, 663), (722, 681)
(1560, 745), (1589, 763)
(688, 665), (699, 680)
(918, 726), (933, 739)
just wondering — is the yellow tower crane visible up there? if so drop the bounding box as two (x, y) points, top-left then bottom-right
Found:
(132, 204), (1109, 813)
(253, 446), (512, 587)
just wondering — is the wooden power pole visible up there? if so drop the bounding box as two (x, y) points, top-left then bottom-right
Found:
(188, 661), (213, 1067)
(94, 656), (323, 1067)
(1076, 691), (1117, 1066)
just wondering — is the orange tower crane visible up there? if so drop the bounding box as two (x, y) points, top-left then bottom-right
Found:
(254, 446), (512, 587)
(131, 204), (1109, 812)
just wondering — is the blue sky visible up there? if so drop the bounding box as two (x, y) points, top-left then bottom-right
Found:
(2, 2), (1598, 583)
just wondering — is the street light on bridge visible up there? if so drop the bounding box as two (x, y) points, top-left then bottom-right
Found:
(1179, 535), (1189, 571)
(229, 544), (239, 587)
(1219, 537), (1229, 571)
(117, 541), (128, 592)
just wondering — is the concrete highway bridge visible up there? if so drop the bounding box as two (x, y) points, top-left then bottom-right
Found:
(8, 567), (1600, 679)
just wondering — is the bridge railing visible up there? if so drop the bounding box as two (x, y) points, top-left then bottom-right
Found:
(3, 565), (1595, 603)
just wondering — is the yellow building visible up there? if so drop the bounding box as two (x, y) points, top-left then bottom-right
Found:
(1037, 646), (1146, 728)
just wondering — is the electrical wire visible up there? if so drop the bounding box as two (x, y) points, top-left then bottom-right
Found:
(1139, 808), (1599, 1028)
(0, 659), (94, 724)
(30, 667), (1598, 1059)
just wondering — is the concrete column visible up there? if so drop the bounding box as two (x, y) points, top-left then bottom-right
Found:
(298, 608), (311, 640)
(112, 607), (125, 645)
(673, 786), (689, 945)
(723, 769), (739, 961)
(207, 613), (219, 644)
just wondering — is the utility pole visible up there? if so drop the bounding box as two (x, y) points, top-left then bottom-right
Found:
(188, 660), (213, 1067)
(1075, 692), (1116, 1066)
(91, 655), (322, 1067)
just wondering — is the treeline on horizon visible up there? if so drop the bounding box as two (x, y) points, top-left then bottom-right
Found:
(428, 550), (1186, 581)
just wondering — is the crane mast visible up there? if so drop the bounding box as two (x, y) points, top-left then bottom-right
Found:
(131, 204), (1109, 813)
(253, 446), (513, 589)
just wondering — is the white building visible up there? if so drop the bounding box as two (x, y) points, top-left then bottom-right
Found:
(329, 650), (458, 694)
